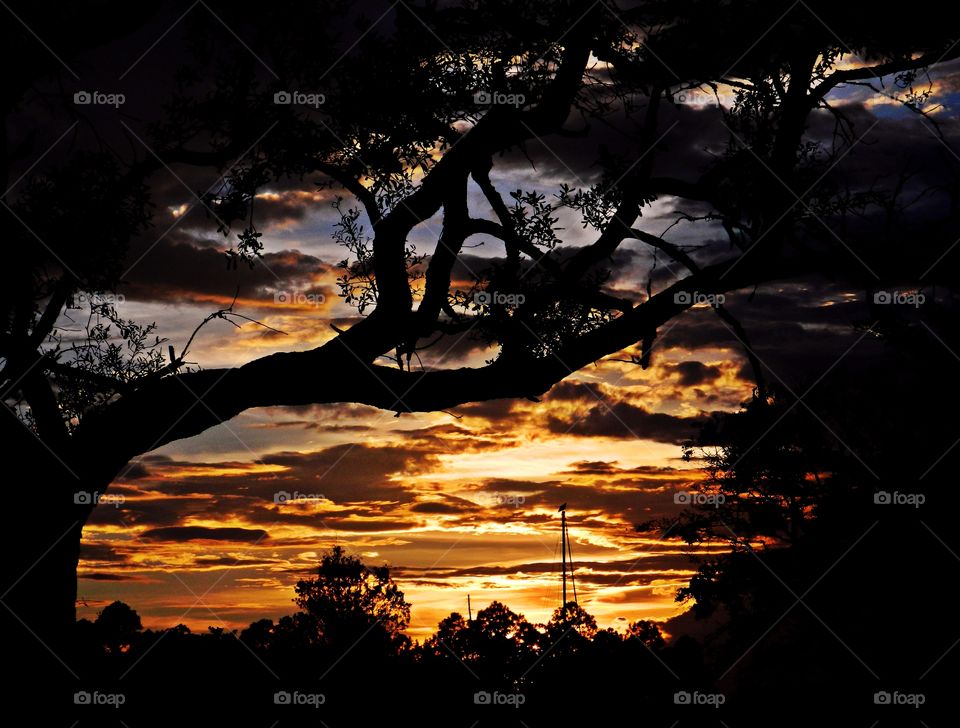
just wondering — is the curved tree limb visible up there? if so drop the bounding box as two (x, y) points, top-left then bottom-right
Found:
(72, 252), (807, 485)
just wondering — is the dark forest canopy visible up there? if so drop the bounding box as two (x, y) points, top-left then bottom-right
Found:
(74, 550), (678, 722)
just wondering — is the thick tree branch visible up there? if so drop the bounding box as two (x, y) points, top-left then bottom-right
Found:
(72, 253), (806, 486)
(20, 367), (69, 449)
(471, 161), (562, 275)
(27, 277), (74, 350)
(349, 35), (595, 357)
(412, 170), (470, 343)
(472, 158), (522, 278)
(43, 358), (128, 393)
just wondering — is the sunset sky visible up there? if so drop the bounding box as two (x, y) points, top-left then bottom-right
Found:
(63, 34), (960, 639)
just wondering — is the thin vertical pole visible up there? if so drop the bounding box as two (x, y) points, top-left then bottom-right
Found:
(567, 525), (578, 606)
(561, 509), (567, 607)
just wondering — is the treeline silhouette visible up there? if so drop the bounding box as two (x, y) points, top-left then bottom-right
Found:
(73, 546), (699, 725)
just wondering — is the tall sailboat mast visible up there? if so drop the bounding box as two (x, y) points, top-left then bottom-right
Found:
(558, 503), (577, 608)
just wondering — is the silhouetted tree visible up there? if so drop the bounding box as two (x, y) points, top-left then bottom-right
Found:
(293, 545), (410, 653)
(3, 3), (960, 714)
(626, 619), (666, 650)
(471, 601), (541, 674)
(421, 611), (475, 661)
(94, 599), (142, 654)
(641, 389), (874, 620)
(542, 601), (598, 656)
(238, 617), (276, 653)
(422, 600), (541, 686)
(639, 364), (960, 712)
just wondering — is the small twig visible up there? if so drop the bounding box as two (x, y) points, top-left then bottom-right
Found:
(172, 290), (288, 373)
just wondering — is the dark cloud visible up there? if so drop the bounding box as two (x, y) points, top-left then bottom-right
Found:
(79, 572), (138, 581)
(123, 462), (152, 480)
(140, 526), (268, 542)
(473, 478), (561, 494)
(192, 555), (280, 567)
(454, 399), (520, 420)
(546, 400), (707, 443)
(313, 518), (418, 533)
(563, 460), (622, 475)
(88, 494), (225, 532)
(410, 498), (480, 514)
(394, 423), (507, 452)
(262, 443), (439, 503)
(545, 380), (595, 402)
(674, 360), (722, 386)
(120, 232), (332, 307)
(112, 443), (440, 508)
(79, 543), (127, 562)
(644, 278), (890, 385)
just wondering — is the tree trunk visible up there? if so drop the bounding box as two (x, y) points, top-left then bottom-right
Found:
(1, 414), (87, 714)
